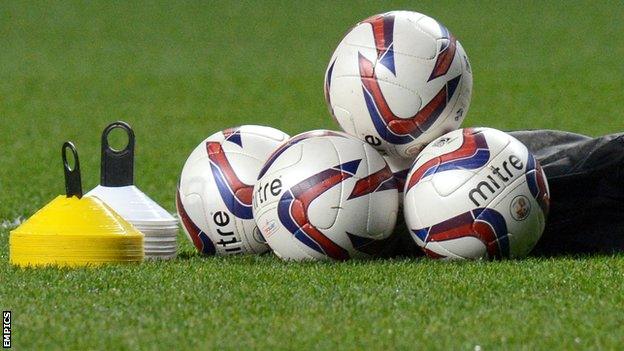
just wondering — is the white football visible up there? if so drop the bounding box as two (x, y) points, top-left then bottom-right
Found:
(403, 127), (550, 259)
(176, 125), (289, 255)
(253, 130), (399, 261)
(325, 10), (473, 158)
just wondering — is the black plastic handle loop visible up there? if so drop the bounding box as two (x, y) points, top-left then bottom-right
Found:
(101, 121), (135, 187)
(62, 141), (83, 198)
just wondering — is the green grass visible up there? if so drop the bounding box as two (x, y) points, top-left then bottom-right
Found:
(2, 255), (624, 350)
(1, 0), (623, 349)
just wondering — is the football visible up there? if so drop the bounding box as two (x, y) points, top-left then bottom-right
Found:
(403, 127), (550, 259)
(176, 125), (290, 255)
(324, 10), (473, 158)
(252, 130), (399, 261)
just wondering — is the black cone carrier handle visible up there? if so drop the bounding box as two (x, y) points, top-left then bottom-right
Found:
(101, 121), (135, 187)
(62, 141), (83, 198)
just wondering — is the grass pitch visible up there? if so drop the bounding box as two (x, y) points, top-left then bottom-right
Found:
(1, 0), (623, 349)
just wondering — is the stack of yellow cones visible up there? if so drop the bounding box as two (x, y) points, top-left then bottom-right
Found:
(9, 142), (144, 267)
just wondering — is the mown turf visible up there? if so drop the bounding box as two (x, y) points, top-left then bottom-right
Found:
(1, 253), (624, 350)
(1, 0), (623, 349)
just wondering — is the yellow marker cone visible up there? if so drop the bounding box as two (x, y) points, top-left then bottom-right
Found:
(9, 142), (144, 267)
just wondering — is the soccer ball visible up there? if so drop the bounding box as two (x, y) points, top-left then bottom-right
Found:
(252, 130), (399, 261)
(324, 10), (473, 158)
(403, 128), (550, 259)
(176, 125), (289, 255)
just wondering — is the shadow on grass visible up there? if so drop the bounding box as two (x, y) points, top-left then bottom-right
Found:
(529, 251), (624, 260)
(173, 243), (624, 264)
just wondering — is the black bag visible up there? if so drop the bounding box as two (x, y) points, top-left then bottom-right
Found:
(510, 130), (624, 255)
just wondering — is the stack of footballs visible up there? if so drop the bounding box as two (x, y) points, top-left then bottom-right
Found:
(10, 11), (549, 268)
(176, 11), (551, 262)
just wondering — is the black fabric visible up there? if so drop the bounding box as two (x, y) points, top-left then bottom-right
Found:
(510, 130), (624, 255)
